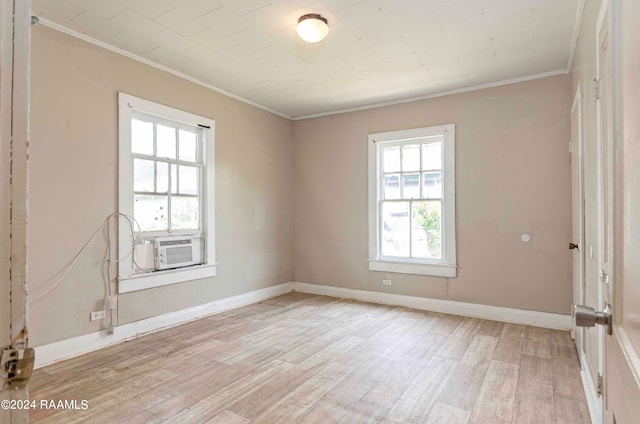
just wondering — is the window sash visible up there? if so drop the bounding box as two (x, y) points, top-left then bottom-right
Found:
(378, 139), (444, 261)
(382, 172), (443, 200)
(379, 199), (443, 262)
(130, 114), (204, 235)
(380, 138), (443, 201)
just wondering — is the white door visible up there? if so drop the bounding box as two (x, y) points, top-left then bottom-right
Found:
(604, 0), (640, 421)
(0, 0), (32, 422)
(570, 86), (585, 359)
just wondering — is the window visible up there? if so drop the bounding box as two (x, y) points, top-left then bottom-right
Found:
(118, 93), (216, 292)
(368, 124), (456, 277)
(131, 114), (201, 234)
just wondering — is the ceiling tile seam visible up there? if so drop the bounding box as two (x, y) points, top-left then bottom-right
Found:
(567, 0), (586, 72)
(238, 3), (272, 17)
(62, 8), (85, 25)
(291, 68), (568, 120)
(36, 17), (293, 120)
(149, 6), (179, 21)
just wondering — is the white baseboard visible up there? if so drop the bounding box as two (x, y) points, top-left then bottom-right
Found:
(35, 281), (572, 369)
(291, 282), (572, 330)
(580, 352), (602, 424)
(34, 282), (293, 369)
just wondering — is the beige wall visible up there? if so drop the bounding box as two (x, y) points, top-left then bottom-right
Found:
(293, 75), (572, 314)
(29, 26), (294, 347)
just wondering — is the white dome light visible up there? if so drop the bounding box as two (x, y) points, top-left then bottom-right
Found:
(297, 14), (329, 43)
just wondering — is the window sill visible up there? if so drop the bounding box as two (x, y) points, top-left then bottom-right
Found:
(368, 259), (457, 278)
(118, 264), (217, 294)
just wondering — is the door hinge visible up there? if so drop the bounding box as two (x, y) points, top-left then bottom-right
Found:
(597, 373), (603, 397)
(1, 347), (35, 390)
(593, 78), (601, 101)
(600, 269), (609, 285)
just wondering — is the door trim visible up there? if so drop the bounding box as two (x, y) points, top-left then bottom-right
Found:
(0, 0), (32, 421)
(571, 83), (597, 422)
(570, 83), (585, 344)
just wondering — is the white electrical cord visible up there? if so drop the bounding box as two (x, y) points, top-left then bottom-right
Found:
(28, 213), (141, 304)
(104, 217), (117, 333)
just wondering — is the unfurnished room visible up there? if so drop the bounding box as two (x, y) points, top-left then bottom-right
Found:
(1, 0), (639, 423)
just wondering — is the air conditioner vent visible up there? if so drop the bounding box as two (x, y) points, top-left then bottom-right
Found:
(154, 236), (202, 270)
(166, 246), (193, 265)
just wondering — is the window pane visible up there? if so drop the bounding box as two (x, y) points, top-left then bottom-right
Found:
(422, 142), (442, 170)
(133, 159), (154, 192)
(131, 119), (153, 155)
(171, 165), (178, 194)
(383, 146), (400, 173)
(134, 194), (168, 232)
(156, 162), (168, 193)
(178, 165), (198, 195)
(412, 201), (441, 259)
(171, 196), (200, 230)
(422, 172), (442, 198)
(402, 144), (420, 171)
(381, 201), (410, 257)
(402, 173), (420, 199)
(179, 129), (197, 162)
(384, 174), (400, 199)
(157, 124), (176, 159)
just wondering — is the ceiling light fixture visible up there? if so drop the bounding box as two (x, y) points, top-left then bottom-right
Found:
(297, 14), (329, 43)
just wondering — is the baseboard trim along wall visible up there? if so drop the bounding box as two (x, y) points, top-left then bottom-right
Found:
(34, 282), (293, 369)
(291, 282), (572, 330)
(35, 281), (572, 369)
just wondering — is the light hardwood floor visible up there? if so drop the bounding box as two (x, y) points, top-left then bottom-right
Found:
(30, 293), (591, 423)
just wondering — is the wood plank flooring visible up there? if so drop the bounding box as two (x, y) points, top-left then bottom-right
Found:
(30, 293), (591, 423)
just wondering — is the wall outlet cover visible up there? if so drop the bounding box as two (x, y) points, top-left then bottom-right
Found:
(90, 310), (106, 321)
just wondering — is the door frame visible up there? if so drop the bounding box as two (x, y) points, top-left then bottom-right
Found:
(0, 0), (32, 422)
(577, 1), (612, 423)
(570, 84), (585, 353)
(595, 0), (610, 392)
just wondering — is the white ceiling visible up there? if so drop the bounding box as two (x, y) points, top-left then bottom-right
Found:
(33, 0), (582, 118)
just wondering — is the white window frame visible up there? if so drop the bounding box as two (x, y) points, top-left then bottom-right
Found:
(368, 124), (457, 277)
(118, 93), (216, 293)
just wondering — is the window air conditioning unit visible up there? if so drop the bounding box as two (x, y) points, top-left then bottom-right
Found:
(154, 236), (202, 270)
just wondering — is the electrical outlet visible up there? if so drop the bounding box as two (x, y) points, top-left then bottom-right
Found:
(382, 279), (392, 286)
(90, 310), (106, 321)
